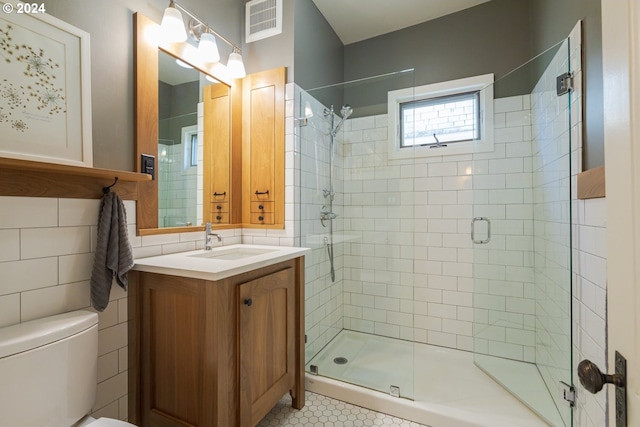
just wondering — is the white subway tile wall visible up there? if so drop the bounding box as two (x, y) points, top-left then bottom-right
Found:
(573, 199), (607, 427)
(0, 196), (133, 421)
(566, 23), (608, 427)
(157, 141), (198, 228)
(297, 87), (346, 362)
(471, 93), (536, 362)
(334, 94), (537, 358)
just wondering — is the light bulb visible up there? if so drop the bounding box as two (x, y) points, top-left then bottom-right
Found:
(227, 51), (246, 79)
(198, 33), (220, 64)
(160, 5), (187, 43)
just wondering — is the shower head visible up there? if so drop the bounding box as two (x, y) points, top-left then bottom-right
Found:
(331, 104), (353, 135)
(340, 104), (353, 119)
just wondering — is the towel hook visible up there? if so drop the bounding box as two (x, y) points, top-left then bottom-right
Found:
(103, 177), (118, 194)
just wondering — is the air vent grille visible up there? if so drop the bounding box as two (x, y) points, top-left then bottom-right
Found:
(246, 0), (282, 43)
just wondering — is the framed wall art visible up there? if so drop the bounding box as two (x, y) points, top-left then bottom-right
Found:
(0, 1), (93, 167)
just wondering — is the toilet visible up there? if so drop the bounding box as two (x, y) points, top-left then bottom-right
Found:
(0, 310), (137, 427)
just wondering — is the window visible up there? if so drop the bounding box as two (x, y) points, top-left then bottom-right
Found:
(388, 74), (494, 158)
(181, 125), (199, 169)
(189, 133), (198, 167)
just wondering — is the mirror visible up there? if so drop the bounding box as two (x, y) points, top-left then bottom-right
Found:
(157, 50), (201, 228)
(134, 13), (239, 235)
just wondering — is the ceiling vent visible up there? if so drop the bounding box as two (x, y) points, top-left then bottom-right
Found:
(245, 0), (282, 43)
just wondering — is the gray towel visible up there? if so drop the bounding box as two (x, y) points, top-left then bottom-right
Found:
(90, 192), (134, 312)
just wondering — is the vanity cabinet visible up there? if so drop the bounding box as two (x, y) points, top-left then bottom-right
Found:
(242, 67), (286, 228)
(129, 257), (305, 427)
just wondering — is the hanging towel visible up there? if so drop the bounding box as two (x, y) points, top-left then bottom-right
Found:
(90, 192), (134, 312)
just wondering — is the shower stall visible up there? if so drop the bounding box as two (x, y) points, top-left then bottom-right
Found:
(295, 31), (577, 427)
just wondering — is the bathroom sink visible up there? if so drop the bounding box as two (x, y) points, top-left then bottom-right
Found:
(188, 246), (279, 260)
(133, 244), (310, 281)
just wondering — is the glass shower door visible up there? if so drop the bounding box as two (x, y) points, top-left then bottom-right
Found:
(472, 37), (573, 426)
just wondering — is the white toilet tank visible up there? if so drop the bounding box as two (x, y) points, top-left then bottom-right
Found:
(0, 310), (99, 427)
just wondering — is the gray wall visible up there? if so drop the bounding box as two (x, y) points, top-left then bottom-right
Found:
(343, 0), (534, 92)
(159, 81), (199, 146)
(243, 0), (295, 82)
(293, 0), (344, 90)
(39, 0), (604, 171)
(529, 0), (603, 169)
(339, 0), (603, 169)
(41, 0), (244, 171)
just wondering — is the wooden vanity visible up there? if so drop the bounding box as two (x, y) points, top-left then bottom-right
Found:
(128, 246), (308, 427)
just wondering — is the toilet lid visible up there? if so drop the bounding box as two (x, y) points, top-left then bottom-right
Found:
(87, 418), (137, 427)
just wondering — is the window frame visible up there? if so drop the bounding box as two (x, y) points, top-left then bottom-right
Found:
(181, 125), (198, 170)
(388, 74), (494, 159)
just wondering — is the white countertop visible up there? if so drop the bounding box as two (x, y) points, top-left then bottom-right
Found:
(133, 244), (310, 281)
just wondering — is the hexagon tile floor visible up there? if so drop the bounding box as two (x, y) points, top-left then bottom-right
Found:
(257, 392), (429, 427)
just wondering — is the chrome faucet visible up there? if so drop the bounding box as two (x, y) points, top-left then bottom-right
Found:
(205, 222), (222, 250)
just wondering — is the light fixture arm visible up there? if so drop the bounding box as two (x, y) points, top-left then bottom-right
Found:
(172, 1), (241, 53)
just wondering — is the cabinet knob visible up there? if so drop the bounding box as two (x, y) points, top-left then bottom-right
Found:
(258, 216), (264, 221)
(216, 205), (222, 210)
(244, 298), (253, 306)
(258, 204), (264, 210)
(216, 215), (222, 221)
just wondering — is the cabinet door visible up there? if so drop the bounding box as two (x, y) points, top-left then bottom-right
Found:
(139, 273), (204, 427)
(242, 67), (285, 228)
(203, 82), (243, 227)
(203, 84), (233, 226)
(238, 267), (295, 427)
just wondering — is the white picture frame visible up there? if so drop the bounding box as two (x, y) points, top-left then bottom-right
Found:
(0, 1), (93, 167)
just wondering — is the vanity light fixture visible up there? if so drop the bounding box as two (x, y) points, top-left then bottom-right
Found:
(198, 32), (220, 64)
(161, 1), (247, 79)
(160, 1), (187, 43)
(227, 48), (246, 78)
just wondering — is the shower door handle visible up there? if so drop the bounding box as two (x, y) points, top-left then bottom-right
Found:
(471, 217), (491, 244)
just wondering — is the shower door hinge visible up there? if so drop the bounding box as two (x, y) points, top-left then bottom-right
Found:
(557, 72), (574, 96)
(560, 381), (576, 407)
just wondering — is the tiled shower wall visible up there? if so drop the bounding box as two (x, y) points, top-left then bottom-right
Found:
(157, 142), (198, 227)
(295, 88), (542, 361)
(157, 102), (205, 228)
(339, 95), (536, 360)
(297, 89), (346, 362)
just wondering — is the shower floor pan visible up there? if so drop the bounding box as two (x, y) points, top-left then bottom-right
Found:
(307, 330), (556, 427)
